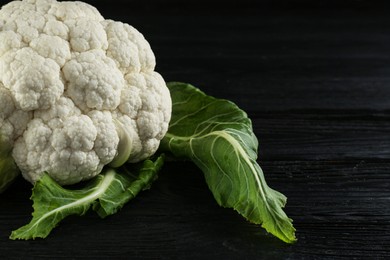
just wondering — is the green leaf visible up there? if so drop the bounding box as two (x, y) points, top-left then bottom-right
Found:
(93, 155), (164, 218)
(0, 136), (19, 193)
(160, 82), (296, 243)
(10, 155), (164, 240)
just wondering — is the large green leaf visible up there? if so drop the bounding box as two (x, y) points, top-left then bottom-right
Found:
(160, 82), (296, 243)
(10, 155), (164, 240)
(0, 136), (19, 193)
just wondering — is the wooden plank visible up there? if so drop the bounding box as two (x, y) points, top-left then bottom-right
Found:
(252, 112), (390, 160)
(1, 161), (389, 258)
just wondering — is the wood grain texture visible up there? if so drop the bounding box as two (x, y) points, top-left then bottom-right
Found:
(1, 0), (390, 259)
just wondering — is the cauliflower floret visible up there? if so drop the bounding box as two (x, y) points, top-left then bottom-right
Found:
(63, 50), (124, 112)
(30, 34), (71, 67)
(0, 30), (25, 57)
(103, 20), (156, 73)
(48, 0), (104, 22)
(88, 110), (119, 165)
(0, 0), (171, 186)
(0, 47), (64, 111)
(116, 72), (171, 162)
(0, 83), (32, 142)
(66, 18), (108, 52)
(13, 97), (119, 185)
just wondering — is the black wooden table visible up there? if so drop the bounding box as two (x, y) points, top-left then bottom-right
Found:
(1, 0), (390, 258)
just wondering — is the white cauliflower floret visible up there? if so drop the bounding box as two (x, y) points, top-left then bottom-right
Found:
(0, 84), (32, 142)
(116, 72), (171, 162)
(14, 97), (119, 185)
(0, 31), (25, 57)
(63, 50), (124, 112)
(88, 110), (119, 165)
(48, 0), (104, 22)
(103, 20), (156, 73)
(0, 0), (171, 186)
(0, 47), (64, 111)
(66, 18), (108, 52)
(43, 19), (69, 40)
(30, 34), (71, 67)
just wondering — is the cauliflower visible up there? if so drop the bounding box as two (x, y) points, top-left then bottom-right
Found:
(0, 0), (172, 185)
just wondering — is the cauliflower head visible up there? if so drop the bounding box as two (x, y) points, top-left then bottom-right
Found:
(0, 0), (171, 185)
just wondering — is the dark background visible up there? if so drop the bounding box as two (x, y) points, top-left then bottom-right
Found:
(1, 0), (390, 258)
